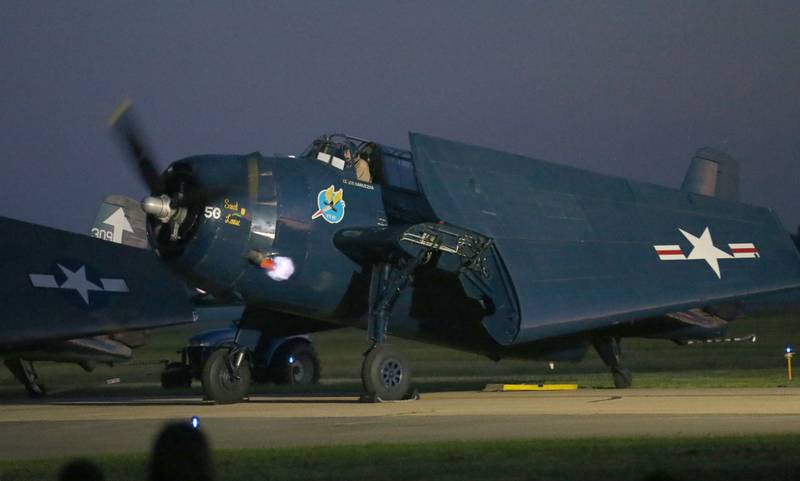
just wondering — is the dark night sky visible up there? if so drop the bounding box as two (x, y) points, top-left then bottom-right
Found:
(1, 1), (799, 234)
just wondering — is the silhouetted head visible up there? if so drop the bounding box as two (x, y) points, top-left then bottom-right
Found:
(148, 422), (214, 481)
(59, 458), (104, 481)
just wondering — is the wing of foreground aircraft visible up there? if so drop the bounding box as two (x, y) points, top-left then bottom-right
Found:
(0, 215), (194, 396)
(0, 215), (194, 352)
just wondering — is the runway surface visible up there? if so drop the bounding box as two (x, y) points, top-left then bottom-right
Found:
(1, 388), (799, 460)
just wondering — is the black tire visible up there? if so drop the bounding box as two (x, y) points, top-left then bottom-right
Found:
(161, 362), (192, 390)
(361, 345), (411, 401)
(612, 367), (633, 388)
(269, 342), (321, 385)
(201, 348), (251, 403)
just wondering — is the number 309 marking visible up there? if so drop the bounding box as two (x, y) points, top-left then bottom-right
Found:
(204, 206), (221, 219)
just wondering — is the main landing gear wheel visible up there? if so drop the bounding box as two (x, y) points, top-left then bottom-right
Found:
(361, 345), (412, 401)
(201, 348), (251, 404)
(270, 342), (321, 385)
(612, 367), (633, 389)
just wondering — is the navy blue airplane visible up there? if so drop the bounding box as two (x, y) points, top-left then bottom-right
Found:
(3, 102), (800, 402)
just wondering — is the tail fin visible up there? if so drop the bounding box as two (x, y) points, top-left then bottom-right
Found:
(90, 195), (149, 248)
(681, 147), (740, 202)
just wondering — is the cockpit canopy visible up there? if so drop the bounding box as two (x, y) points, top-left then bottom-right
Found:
(300, 134), (419, 192)
(301, 134), (363, 170)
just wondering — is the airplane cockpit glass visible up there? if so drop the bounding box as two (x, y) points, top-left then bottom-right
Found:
(299, 134), (418, 191)
(301, 135), (368, 173)
(301, 134), (360, 172)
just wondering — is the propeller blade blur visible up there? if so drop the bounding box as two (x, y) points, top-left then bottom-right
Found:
(107, 99), (162, 193)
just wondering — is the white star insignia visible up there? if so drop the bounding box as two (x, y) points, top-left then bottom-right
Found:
(29, 264), (129, 305)
(57, 264), (103, 303)
(678, 227), (732, 279)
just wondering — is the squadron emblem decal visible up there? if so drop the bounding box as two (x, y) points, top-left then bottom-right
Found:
(653, 227), (759, 279)
(312, 185), (346, 224)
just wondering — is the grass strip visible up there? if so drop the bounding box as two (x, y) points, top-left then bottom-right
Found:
(2, 435), (799, 481)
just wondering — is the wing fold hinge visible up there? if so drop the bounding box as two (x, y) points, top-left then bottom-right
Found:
(399, 223), (493, 278)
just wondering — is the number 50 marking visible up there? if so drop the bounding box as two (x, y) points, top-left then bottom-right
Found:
(204, 206), (221, 219)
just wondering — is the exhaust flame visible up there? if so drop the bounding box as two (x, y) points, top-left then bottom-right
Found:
(261, 256), (295, 281)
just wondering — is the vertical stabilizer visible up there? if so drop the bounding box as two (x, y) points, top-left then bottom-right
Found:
(90, 195), (149, 248)
(681, 147), (740, 201)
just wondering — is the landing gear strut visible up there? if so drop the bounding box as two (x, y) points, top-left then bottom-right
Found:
(594, 337), (632, 388)
(4, 358), (47, 397)
(361, 252), (428, 402)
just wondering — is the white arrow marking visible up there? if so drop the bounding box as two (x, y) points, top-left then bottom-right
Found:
(102, 207), (134, 244)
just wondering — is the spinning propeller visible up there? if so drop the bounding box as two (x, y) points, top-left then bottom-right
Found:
(107, 100), (199, 245)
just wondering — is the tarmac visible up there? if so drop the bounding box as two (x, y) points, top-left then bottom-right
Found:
(1, 388), (799, 460)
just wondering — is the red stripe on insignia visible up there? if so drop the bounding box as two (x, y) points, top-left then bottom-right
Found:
(656, 249), (683, 255)
(731, 248), (758, 253)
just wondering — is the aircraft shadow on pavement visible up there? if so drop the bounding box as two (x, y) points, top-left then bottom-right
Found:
(47, 395), (364, 407)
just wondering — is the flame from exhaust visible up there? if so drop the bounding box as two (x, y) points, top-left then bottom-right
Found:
(265, 256), (295, 281)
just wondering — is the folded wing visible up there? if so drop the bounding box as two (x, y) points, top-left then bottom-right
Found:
(410, 133), (800, 344)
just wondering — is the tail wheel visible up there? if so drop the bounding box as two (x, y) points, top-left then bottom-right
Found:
(362, 345), (411, 401)
(612, 367), (633, 389)
(270, 342), (321, 385)
(201, 348), (251, 403)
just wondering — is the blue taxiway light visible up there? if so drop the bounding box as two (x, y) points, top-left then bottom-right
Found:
(786, 345), (793, 354)
(289, 356), (294, 364)
(191, 416), (200, 429)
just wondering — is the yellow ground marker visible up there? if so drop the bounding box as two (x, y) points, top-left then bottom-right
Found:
(484, 383), (578, 392)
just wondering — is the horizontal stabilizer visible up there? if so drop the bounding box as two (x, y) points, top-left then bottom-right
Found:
(90, 195), (149, 248)
(681, 147), (740, 201)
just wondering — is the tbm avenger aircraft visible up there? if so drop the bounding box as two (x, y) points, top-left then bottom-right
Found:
(5, 101), (800, 402)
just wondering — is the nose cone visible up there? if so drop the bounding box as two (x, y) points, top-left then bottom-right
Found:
(142, 195), (173, 221)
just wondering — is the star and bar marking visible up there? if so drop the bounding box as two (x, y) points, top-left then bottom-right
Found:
(29, 264), (129, 304)
(653, 227), (759, 279)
